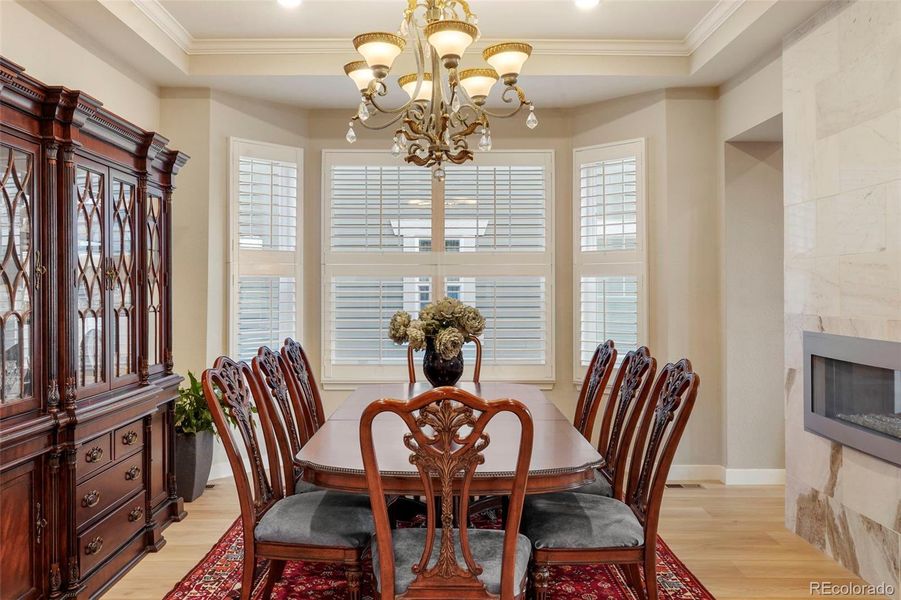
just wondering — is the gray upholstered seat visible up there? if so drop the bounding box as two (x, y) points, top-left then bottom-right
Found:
(575, 469), (613, 497)
(371, 528), (531, 595)
(521, 492), (644, 550)
(254, 490), (372, 548)
(294, 478), (320, 494)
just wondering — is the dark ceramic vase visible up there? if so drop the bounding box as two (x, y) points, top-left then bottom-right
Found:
(422, 337), (464, 387)
(175, 430), (214, 502)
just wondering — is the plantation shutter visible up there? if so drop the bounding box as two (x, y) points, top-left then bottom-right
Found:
(237, 276), (296, 361)
(574, 140), (646, 374)
(329, 166), (432, 252)
(443, 164), (547, 251)
(329, 275), (432, 365)
(231, 140), (303, 361)
(322, 151), (554, 383)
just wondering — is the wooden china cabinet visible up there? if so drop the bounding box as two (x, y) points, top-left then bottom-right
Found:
(0, 57), (187, 599)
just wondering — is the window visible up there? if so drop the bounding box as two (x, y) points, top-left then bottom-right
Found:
(573, 140), (647, 379)
(323, 150), (554, 383)
(229, 139), (302, 361)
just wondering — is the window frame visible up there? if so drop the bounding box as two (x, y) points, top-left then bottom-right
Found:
(227, 137), (304, 360)
(321, 149), (555, 386)
(572, 139), (648, 383)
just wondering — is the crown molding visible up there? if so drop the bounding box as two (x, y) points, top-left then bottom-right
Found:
(130, 0), (193, 52)
(684, 0), (746, 52)
(188, 37), (690, 57)
(130, 0), (741, 59)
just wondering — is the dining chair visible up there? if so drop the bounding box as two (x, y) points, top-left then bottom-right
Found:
(203, 356), (372, 600)
(281, 337), (325, 443)
(360, 386), (534, 599)
(576, 347), (657, 500)
(522, 359), (700, 600)
(251, 346), (320, 495)
(572, 340), (617, 440)
(406, 335), (483, 384)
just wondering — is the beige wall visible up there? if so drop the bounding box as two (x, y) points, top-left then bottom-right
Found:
(715, 54), (787, 477)
(0, 0), (160, 129)
(572, 90), (724, 469)
(160, 90), (308, 476)
(783, 1), (900, 594)
(723, 142), (784, 471)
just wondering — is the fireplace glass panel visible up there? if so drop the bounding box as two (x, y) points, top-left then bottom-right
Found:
(811, 355), (901, 440)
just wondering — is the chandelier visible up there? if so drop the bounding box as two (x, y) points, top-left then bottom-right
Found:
(343, 0), (537, 179)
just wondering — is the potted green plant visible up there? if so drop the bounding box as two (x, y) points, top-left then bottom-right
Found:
(174, 372), (216, 502)
(389, 296), (485, 387)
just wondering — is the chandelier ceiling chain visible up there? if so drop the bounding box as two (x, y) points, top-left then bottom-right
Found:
(343, 0), (537, 179)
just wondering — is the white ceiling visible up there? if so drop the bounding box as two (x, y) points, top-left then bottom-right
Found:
(29, 0), (828, 109)
(159, 0), (718, 41)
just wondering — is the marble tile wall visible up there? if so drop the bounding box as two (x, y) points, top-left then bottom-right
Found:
(783, 1), (901, 597)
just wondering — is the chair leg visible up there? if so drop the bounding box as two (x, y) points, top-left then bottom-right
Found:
(644, 551), (658, 600)
(262, 559), (286, 599)
(346, 562), (362, 600)
(622, 563), (642, 592)
(239, 546), (256, 600)
(530, 564), (549, 600)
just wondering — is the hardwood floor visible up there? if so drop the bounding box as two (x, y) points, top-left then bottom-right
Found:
(107, 480), (872, 600)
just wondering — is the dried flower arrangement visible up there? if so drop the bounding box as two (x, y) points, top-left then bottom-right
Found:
(389, 296), (486, 360)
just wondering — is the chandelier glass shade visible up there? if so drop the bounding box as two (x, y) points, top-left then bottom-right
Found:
(343, 0), (537, 178)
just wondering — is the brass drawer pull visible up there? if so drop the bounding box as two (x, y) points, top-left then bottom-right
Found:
(81, 490), (101, 508)
(85, 446), (104, 463)
(85, 536), (103, 556)
(128, 507), (144, 522)
(122, 430), (138, 445)
(124, 466), (141, 481)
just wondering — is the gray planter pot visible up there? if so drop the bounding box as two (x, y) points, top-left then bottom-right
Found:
(175, 430), (214, 502)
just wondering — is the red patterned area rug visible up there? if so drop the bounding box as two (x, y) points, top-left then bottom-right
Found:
(164, 518), (714, 599)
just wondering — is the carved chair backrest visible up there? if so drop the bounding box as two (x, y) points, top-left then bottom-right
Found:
(281, 338), (325, 444)
(573, 340), (617, 440)
(360, 386), (534, 599)
(596, 347), (657, 500)
(251, 346), (305, 491)
(407, 336), (483, 384)
(203, 357), (284, 541)
(624, 359), (699, 542)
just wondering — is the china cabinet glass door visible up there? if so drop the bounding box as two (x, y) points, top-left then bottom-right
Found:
(109, 172), (138, 386)
(0, 141), (38, 415)
(75, 164), (107, 391)
(145, 189), (164, 372)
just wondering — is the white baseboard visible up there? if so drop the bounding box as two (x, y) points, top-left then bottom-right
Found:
(724, 468), (785, 485)
(667, 464), (726, 482)
(209, 460), (234, 482)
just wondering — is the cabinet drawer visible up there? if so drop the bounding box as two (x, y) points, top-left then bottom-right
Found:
(114, 420), (144, 458)
(76, 434), (112, 480)
(78, 490), (146, 577)
(76, 452), (144, 527)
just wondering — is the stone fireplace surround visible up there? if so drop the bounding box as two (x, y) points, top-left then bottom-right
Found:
(783, 1), (900, 597)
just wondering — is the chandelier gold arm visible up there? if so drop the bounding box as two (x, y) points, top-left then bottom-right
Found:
(479, 85), (531, 119)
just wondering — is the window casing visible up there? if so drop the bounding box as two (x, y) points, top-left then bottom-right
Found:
(322, 150), (554, 384)
(573, 139), (647, 381)
(229, 138), (303, 361)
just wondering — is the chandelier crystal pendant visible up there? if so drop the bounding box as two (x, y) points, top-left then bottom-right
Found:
(343, 0), (536, 179)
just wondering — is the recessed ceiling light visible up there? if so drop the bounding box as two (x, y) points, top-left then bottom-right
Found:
(278, 0), (302, 8)
(575, 0), (600, 9)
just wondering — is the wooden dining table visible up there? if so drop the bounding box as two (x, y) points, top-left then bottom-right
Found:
(295, 382), (604, 496)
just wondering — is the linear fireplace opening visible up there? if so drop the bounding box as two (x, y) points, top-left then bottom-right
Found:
(804, 332), (901, 466)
